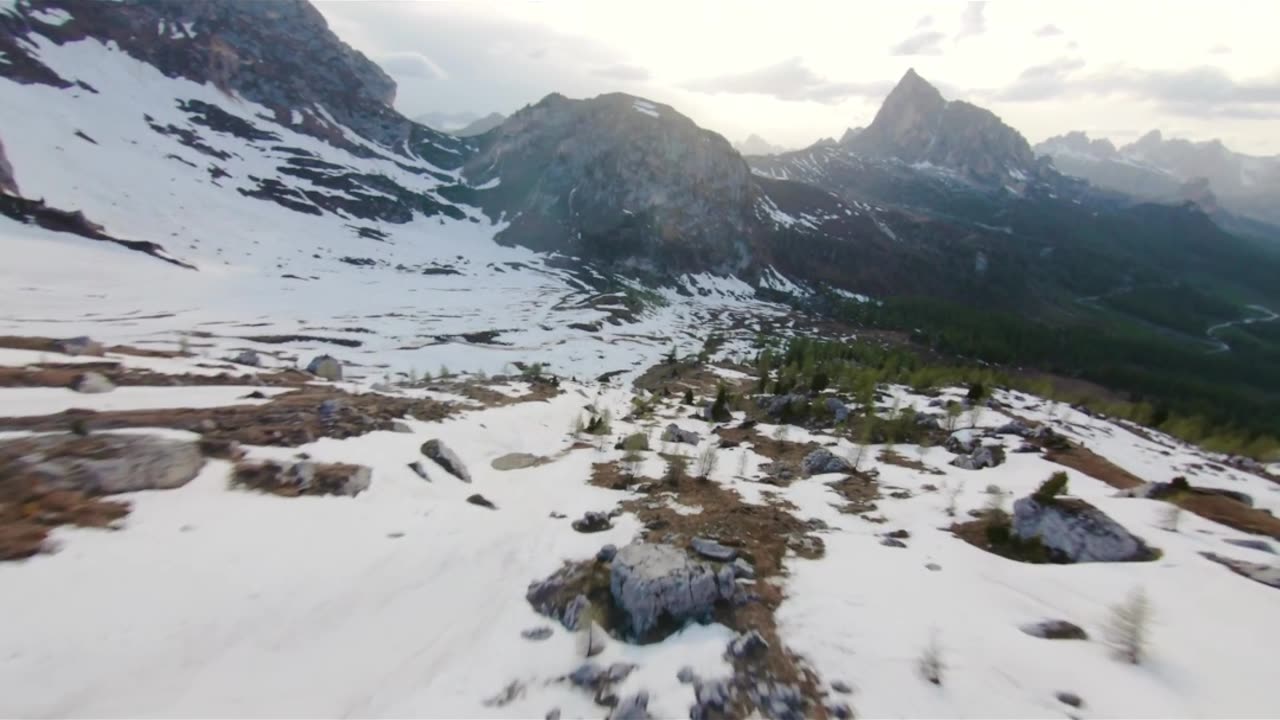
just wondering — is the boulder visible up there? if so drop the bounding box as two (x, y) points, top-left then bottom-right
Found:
(1056, 691), (1083, 708)
(880, 538), (907, 548)
(677, 666), (697, 684)
(521, 626), (553, 641)
(824, 397), (850, 423)
(70, 371), (114, 394)
(731, 557), (756, 579)
(233, 350), (262, 367)
(802, 448), (852, 476)
(54, 336), (104, 356)
(407, 460), (430, 481)
(390, 420), (413, 433)
(306, 354), (343, 381)
(945, 429), (980, 454)
(572, 511), (612, 533)
(690, 536), (737, 561)
(597, 544), (618, 562)
(421, 439), (471, 482)
(1223, 538), (1275, 554)
(1019, 619), (1088, 640)
(609, 543), (734, 640)
(1201, 552), (1280, 589)
(994, 420), (1031, 436)
(608, 691), (650, 720)
(950, 444), (1005, 471)
(10, 433), (203, 495)
(692, 679), (731, 718)
(758, 392), (807, 418)
(660, 423), (700, 445)
(232, 460), (370, 497)
(1012, 497), (1150, 562)
(466, 493), (496, 509)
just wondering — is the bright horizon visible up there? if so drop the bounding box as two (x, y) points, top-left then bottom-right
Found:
(316, 0), (1280, 156)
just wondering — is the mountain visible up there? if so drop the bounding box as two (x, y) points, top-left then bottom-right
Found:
(1036, 130), (1280, 228)
(734, 133), (788, 156)
(847, 69), (1042, 187)
(413, 110), (480, 131)
(452, 112), (506, 137)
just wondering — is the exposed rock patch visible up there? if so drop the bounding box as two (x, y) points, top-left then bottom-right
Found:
(231, 459), (370, 497)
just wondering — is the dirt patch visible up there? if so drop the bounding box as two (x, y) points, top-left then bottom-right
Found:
(633, 359), (755, 400)
(1041, 443), (1145, 490)
(230, 459), (370, 497)
(825, 472), (881, 515)
(1174, 493), (1280, 540)
(951, 515), (1052, 564)
(878, 448), (946, 475)
(714, 425), (823, 486)
(454, 377), (562, 408)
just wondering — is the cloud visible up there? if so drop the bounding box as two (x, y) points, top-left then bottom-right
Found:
(889, 30), (945, 56)
(683, 57), (892, 104)
(994, 56), (1085, 101)
(1035, 24), (1063, 37)
(916, 15), (934, 29)
(376, 51), (448, 80)
(591, 63), (651, 82)
(956, 2), (987, 40)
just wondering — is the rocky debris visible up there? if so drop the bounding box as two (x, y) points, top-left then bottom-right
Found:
(318, 399), (342, 425)
(466, 493), (496, 509)
(691, 536), (737, 561)
(1201, 552), (1280, 589)
(545, 709), (561, 720)
(915, 412), (942, 429)
(950, 444), (1006, 471)
(597, 544), (618, 562)
(1224, 538), (1275, 554)
(521, 626), (553, 641)
(1014, 442), (1040, 453)
(607, 691), (650, 720)
(306, 354), (343, 381)
(559, 594), (591, 631)
(5, 431), (203, 502)
(691, 678), (731, 719)
(880, 538), (907, 548)
(1012, 496), (1151, 562)
(828, 701), (854, 719)
(572, 511), (612, 533)
(420, 439), (471, 482)
(758, 393), (806, 418)
(390, 420), (413, 433)
(732, 557), (756, 579)
(232, 460), (370, 497)
(233, 350), (262, 367)
(994, 420), (1032, 436)
(727, 630), (769, 659)
(1056, 691), (1084, 708)
(54, 336), (104, 356)
(660, 423), (700, 445)
(1019, 619), (1088, 640)
(802, 448), (852, 476)
(945, 429), (981, 454)
(70, 371), (115, 394)
(747, 681), (807, 720)
(482, 680), (525, 708)
(240, 390), (268, 400)
(609, 542), (735, 640)
(925, 562), (942, 571)
(407, 460), (430, 481)
(824, 397), (850, 423)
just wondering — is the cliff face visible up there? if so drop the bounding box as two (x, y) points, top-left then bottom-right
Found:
(0, 135), (16, 195)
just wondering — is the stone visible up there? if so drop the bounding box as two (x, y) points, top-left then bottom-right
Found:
(492, 452), (546, 470)
(950, 445), (1006, 471)
(824, 397), (850, 423)
(371, 382), (397, 393)
(925, 562), (942, 571)
(233, 350), (262, 366)
(802, 448), (852, 476)
(572, 511), (612, 533)
(692, 678), (731, 717)
(1019, 619), (1088, 640)
(994, 420), (1031, 436)
(10, 433), (203, 495)
(691, 536), (737, 561)
(727, 629), (769, 658)
(561, 594), (590, 631)
(606, 662), (636, 682)
(660, 423), (700, 445)
(732, 557), (756, 579)
(608, 691), (649, 720)
(1117, 481), (1252, 507)
(407, 461), (430, 481)
(609, 543), (734, 640)
(421, 439), (471, 482)
(1201, 552), (1280, 589)
(597, 544), (619, 562)
(568, 662), (603, 687)
(831, 680), (852, 694)
(545, 710), (561, 720)
(880, 538), (907, 548)
(1012, 496), (1150, 562)
(578, 621), (609, 658)
(306, 354), (343, 381)
(318, 399), (342, 424)
(676, 666), (697, 684)
(521, 626), (553, 641)
(759, 393), (807, 418)
(466, 493), (497, 509)
(54, 336), (104, 356)
(390, 420), (413, 433)
(945, 429), (980, 454)
(1224, 538), (1275, 554)
(1055, 691), (1083, 708)
(1013, 442), (1040, 453)
(828, 702), (853, 719)
(70, 371), (115, 394)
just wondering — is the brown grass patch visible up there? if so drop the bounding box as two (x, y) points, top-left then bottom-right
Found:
(878, 448), (946, 475)
(1174, 493), (1280, 540)
(454, 377), (562, 407)
(1042, 444), (1145, 490)
(0, 362), (314, 390)
(0, 453), (131, 561)
(825, 472), (881, 515)
(0, 335), (179, 359)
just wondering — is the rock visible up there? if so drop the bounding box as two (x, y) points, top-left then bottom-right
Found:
(545, 710), (561, 720)
(950, 445), (1006, 470)
(925, 562), (942, 571)
(597, 544), (619, 562)
(390, 420), (413, 433)
(561, 594), (590, 631)
(886, 529), (910, 539)
(994, 420), (1031, 436)
(70, 371), (115, 394)
(54, 336), (104, 356)
(802, 448), (852, 476)
(828, 702), (853, 719)
(1019, 619), (1088, 640)
(880, 538), (907, 548)
(521, 626), (553, 641)
(1055, 691), (1083, 708)
(945, 429), (980, 454)
(759, 393), (806, 418)
(1200, 552), (1280, 589)
(1117, 481), (1252, 507)
(306, 354), (343, 381)
(1224, 538), (1275, 554)
(1012, 496), (1151, 562)
(232, 460), (370, 497)
(1013, 442), (1040, 453)
(407, 460), (430, 481)
(466, 493), (497, 509)
(691, 536), (737, 561)
(727, 629), (769, 658)
(692, 678), (731, 717)
(578, 621), (609, 658)
(568, 662), (603, 687)
(572, 511), (612, 533)
(10, 433), (203, 494)
(732, 557), (756, 579)
(240, 390), (267, 399)
(608, 691), (649, 720)
(609, 543), (734, 640)
(660, 423), (700, 445)
(491, 452), (546, 470)
(676, 666), (697, 684)
(421, 439), (471, 482)
(824, 397), (850, 423)
(830, 680), (852, 694)
(318, 399), (342, 425)
(233, 350), (262, 366)
(915, 413), (942, 429)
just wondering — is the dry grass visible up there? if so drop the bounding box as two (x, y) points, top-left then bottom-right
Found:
(0, 447), (131, 561)
(878, 448), (946, 475)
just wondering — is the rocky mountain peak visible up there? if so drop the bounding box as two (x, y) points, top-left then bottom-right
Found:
(847, 68), (1036, 186)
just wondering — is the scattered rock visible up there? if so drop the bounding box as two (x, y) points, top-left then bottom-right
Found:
(732, 557), (756, 579)
(569, 662), (603, 688)
(1013, 496), (1152, 562)
(802, 448), (852, 476)
(521, 626), (553, 641)
(609, 542), (734, 640)
(824, 397), (850, 423)
(692, 678), (731, 718)
(466, 493), (496, 509)
(1019, 619), (1088, 640)
(758, 393), (806, 418)
(233, 350), (262, 367)
(421, 439), (471, 482)
(1055, 691), (1083, 708)
(572, 511), (612, 533)
(995, 420), (1031, 436)
(6, 433), (203, 494)
(677, 666), (697, 684)
(1117, 480), (1253, 507)
(1224, 538), (1275, 554)
(830, 680), (852, 694)
(608, 691), (650, 720)
(232, 460), (370, 497)
(925, 562), (942, 571)
(660, 423), (700, 445)
(70, 371), (115, 394)
(545, 709), (561, 720)
(240, 390), (267, 400)
(880, 538), (907, 548)
(597, 544), (618, 562)
(950, 445), (1005, 471)
(306, 354), (343, 381)
(407, 460), (430, 481)
(828, 701), (854, 719)
(390, 420), (413, 433)
(727, 629), (769, 658)
(1013, 442), (1040, 453)
(482, 680), (525, 708)
(945, 429), (980, 454)
(886, 529), (910, 539)
(691, 536), (737, 561)
(54, 336), (105, 356)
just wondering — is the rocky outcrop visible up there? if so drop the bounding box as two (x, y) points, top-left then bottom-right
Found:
(660, 423), (700, 445)
(6, 433), (204, 494)
(232, 459), (371, 497)
(951, 444), (1005, 471)
(609, 543), (735, 641)
(803, 448), (852, 476)
(1012, 497), (1152, 562)
(306, 355), (342, 381)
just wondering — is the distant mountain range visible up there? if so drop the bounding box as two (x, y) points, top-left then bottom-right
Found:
(734, 134), (790, 156)
(414, 111), (506, 136)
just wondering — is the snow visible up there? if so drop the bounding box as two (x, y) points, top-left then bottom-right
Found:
(475, 176), (501, 189)
(632, 99), (660, 118)
(0, 385), (291, 416)
(29, 7), (72, 26)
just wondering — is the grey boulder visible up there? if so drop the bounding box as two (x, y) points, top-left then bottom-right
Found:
(306, 354), (343, 381)
(70, 371), (115, 394)
(609, 543), (734, 640)
(950, 445), (1006, 471)
(802, 448), (851, 476)
(421, 439), (471, 482)
(1013, 497), (1150, 562)
(660, 423), (700, 445)
(55, 336), (104, 356)
(691, 536), (737, 561)
(10, 432), (203, 494)
(233, 350), (262, 367)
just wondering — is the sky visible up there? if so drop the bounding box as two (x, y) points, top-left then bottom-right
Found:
(315, 1), (1280, 155)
